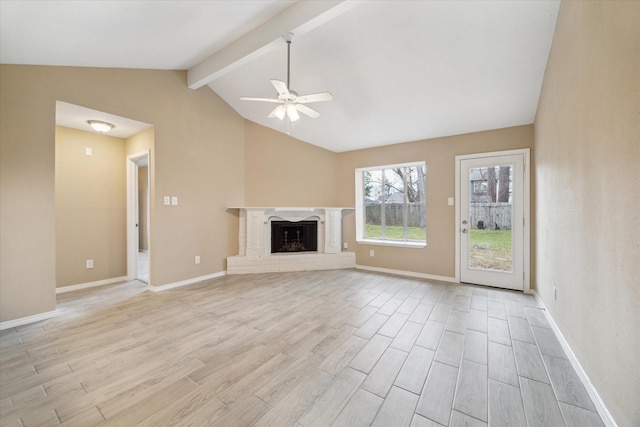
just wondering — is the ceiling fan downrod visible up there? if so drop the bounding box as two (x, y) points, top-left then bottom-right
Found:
(284, 32), (294, 90)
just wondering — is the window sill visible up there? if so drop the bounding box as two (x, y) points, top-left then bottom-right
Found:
(356, 239), (426, 249)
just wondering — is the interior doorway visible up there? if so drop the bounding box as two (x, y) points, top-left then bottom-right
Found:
(455, 149), (530, 291)
(127, 151), (150, 283)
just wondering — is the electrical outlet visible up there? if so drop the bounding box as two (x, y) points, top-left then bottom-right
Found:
(195, 255), (200, 264)
(86, 259), (94, 269)
(369, 249), (375, 257)
(343, 242), (348, 249)
(163, 196), (170, 205)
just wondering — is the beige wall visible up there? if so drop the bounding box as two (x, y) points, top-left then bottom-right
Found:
(55, 126), (127, 287)
(0, 67), (57, 321)
(126, 127), (154, 157)
(244, 121), (339, 207)
(0, 65), (245, 322)
(534, 1), (640, 425)
(336, 126), (534, 278)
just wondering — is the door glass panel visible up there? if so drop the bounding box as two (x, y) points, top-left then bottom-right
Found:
(467, 165), (513, 272)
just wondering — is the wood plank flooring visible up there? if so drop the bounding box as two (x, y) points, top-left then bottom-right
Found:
(0, 269), (604, 426)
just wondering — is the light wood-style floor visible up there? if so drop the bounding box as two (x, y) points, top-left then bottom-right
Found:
(1, 269), (604, 426)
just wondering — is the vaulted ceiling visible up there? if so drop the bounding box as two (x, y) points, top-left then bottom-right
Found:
(0, 0), (560, 152)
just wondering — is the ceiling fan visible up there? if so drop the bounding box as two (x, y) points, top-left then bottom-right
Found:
(241, 32), (332, 122)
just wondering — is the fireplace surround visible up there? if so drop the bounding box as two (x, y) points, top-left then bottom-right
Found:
(227, 207), (355, 274)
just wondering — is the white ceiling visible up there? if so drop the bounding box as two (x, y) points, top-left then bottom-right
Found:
(0, 0), (560, 152)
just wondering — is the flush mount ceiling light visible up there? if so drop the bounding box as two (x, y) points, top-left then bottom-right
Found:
(87, 120), (114, 133)
(240, 32), (332, 123)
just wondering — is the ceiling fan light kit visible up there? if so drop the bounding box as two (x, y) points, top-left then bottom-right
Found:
(272, 105), (286, 120)
(241, 32), (332, 123)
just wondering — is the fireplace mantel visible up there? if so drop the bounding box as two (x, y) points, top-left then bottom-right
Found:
(227, 207), (355, 274)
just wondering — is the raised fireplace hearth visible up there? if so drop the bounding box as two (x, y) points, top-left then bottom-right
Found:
(227, 207), (355, 274)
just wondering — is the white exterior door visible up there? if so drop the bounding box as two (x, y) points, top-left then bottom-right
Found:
(457, 150), (529, 291)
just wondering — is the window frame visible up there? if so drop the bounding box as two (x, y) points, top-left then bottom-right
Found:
(355, 161), (427, 248)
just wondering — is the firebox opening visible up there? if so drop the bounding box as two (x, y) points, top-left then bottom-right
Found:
(271, 220), (318, 253)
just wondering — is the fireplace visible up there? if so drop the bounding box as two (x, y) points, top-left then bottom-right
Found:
(271, 220), (318, 253)
(227, 207), (355, 274)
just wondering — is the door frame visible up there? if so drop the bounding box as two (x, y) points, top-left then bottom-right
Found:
(126, 150), (150, 282)
(455, 149), (530, 292)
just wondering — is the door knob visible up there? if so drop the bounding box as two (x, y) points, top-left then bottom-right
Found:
(462, 228), (467, 234)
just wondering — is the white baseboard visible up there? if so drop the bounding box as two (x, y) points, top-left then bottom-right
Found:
(355, 265), (457, 283)
(149, 271), (226, 292)
(0, 310), (58, 330)
(533, 291), (617, 427)
(56, 276), (128, 294)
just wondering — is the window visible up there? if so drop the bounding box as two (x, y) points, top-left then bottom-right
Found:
(355, 162), (426, 247)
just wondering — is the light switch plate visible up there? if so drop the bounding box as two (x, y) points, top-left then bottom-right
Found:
(171, 196), (178, 206)
(85, 147), (92, 156)
(448, 197), (454, 206)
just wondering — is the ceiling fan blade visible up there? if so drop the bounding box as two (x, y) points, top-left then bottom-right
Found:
(296, 92), (333, 103)
(270, 79), (290, 97)
(295, 103), (320, 118)
(268, 105), (286, 119)
(240, 97), (280, 103)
